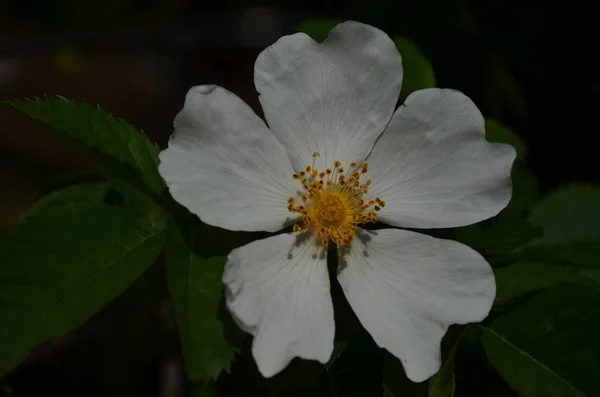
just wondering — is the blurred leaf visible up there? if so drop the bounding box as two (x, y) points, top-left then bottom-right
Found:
(580, 268), (600, 283)
(383, 385), (395, 396)
(0, 203), (165, 375)
(21, 182), (109, 220)
(481, 283), (600, 396)
(455, 165), (541, 262)
(325, 340), (347, 370)
(487, 53), (529, 119)
(428, 357), (454, 397)
(494, 261), (593, 304)
(165, 223), (238, 382)
(524, 241), (600, 268)
(382, 351), (427, 397)
(455, 214), (541, 259)
(485, 119), (526, 160)
(190, 382), (219, 397)
(506, 166), (539, 214)
(527, 184), (600, 266)
(530, 184), (600, 242)
(296, 18), (341, 42)
(393, 37), (436, 102)
(427, 331), (472, 397)
(2, 97), (166, 207)
(54, 47), (85, 74)
(480, 216), (540, 256)
(426, 326), (472, 397)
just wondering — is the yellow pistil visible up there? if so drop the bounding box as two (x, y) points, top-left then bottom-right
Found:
(288, 156), (383, 247)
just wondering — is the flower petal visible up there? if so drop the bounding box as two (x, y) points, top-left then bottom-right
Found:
(223, 232), (335, 377)
(158, 85), (297, 232)
(338, 228), (495, 382)
(366, 88), (516, 229)
(255, 21), (402, 171)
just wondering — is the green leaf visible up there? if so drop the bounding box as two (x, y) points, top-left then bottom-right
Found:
(455, 214), (541, 260)
(3, 97), (166, 206)
(165, 223), (238, 381)
(481, 283), (600, 396)
(524, 241), (600, 268)
(296, 18), (341, 42)
(530, 184), (600, 242)
(580, 267), (600, 283)
(21, 182), (110, 220)
(325, 341), (348, 370)
(530, 184), (600, 241)
(382, 351), (427, 397)
(454, 165), (541, 265)
(527, 184), (600, 266)
(427, 326), (472, 397)
(393, 37), (436, 102)
(494, 261), (592, 304)
(428, 357), (454, 397)
(119, 182), (169, 231)
(485, 119), (526, 160)
(0, 203), (165, 375)
(506, 166), (540, 214)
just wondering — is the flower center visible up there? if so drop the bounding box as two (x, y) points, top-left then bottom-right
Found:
(287, 152), (385, 247)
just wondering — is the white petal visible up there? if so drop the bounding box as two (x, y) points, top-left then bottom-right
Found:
(255, 21), (402, 171)
(338, 228), (495, 382)
(158, 85), (298, 232)
(223, 232), (335, 377)
(366, 88), (516, 229)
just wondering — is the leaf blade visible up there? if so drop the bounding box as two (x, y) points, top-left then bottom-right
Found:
(527, 184), (600, 266)
(165, 224), (238, 381)
(481, 283), (600, 396)
(3, 97), (165, 204)
(485, 119), (526, 160)
(21, 182), (110, 221)
(0, 203), (165, 374)
(494, 261), (592, 304)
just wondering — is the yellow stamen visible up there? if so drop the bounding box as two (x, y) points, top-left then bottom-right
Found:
(287, 156), (384, 247)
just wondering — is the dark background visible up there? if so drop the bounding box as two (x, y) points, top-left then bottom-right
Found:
(0, 0), (596, 396)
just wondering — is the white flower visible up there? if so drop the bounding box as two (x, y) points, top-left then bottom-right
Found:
(158, 21), (515, 382)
